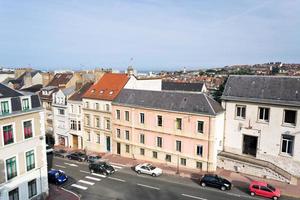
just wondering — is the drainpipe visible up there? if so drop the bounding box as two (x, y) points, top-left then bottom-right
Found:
(207, 117), (210, 172)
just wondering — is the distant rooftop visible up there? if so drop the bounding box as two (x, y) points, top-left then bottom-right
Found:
(162, 81), (205, 92)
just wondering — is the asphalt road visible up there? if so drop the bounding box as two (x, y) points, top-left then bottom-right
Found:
(51, 157), (298, 200)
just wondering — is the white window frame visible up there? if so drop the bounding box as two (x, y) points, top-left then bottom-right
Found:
(24, 148), (37, 172)
(22, 118), (35, 140)
(1, 122), (16, 146)
(4, 154), (19, 182)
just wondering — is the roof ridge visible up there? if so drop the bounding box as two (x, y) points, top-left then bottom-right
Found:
(204, 94), (215, 115)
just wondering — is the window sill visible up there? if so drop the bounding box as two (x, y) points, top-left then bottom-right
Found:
(235, 117), (246, 121)
(279, 153), (293, 158)
(281, 123), (296, 128)
(256, 120), (269, 125)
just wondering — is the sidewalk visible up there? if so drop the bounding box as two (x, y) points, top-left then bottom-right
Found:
(102, 154), (300, 198)
(47, 184), (80, 200)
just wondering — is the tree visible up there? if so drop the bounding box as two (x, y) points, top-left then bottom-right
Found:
(212, 77), (228, 103)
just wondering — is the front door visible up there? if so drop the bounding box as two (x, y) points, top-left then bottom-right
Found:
(106, 136), (111, 152)
(242, 135), (258, 156)
(73, 135), (78, 149)
(117, 142), (121, 155)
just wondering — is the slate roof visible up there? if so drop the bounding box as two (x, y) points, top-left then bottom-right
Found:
(162, 81), (205, 92)
(20, 84), (43, 93)
(83, 73), (129, 101)
(69, 82), (93, 101)
(113, 89), (223, 116)
(47, 73), (73, 87)
(222, 75), (300, 106)
(0, 83), (23, 98)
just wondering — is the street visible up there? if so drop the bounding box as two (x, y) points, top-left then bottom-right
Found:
(51, 157), (298, 200)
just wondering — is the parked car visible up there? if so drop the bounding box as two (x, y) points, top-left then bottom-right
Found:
(200, 174), (231, 191)
(89, 161), (115, 175)
(87, 154), (102, 163)
(249, 181), (280, 200)
(66, 152), (87, 162)
(48, 169), (68, 185)
(53, 149), (68, 158)
(135, 163), (162, 177)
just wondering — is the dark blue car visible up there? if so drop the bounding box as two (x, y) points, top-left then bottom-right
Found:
(48, 169), (68, 185)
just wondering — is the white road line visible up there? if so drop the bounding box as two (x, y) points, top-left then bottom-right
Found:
(79, 180), (95, 185)
(111, 165), (122, 169)
(55, 164), (66, 168)
(85, 176), (101, 181)
(110, 162), (127, 167)
(137, 183), (160, 190)
(227, 193), (241, 197)
(91, 173), (106, 178)
(181, 194), (207, 200)
(71, 184), (88, 190)
(80, 170), (90, 174)
(108, 177), (126, 182)
(64, 162), (78, 167)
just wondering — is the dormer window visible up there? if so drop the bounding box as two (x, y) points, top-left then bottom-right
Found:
(22, 98), (30, 111)
(91, 89), (95, 93)
(109, 91), (114, 95)
(99, 90), (104, 94)
(1, 101), (10, 114)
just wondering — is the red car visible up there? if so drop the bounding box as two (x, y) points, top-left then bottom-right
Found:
(249, 181), (281, 200)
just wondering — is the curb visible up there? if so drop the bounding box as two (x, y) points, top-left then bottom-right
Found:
(60, 187), (81, 200)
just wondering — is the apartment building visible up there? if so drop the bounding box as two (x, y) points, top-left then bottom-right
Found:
(0, 84), (48, 199)
(82, 73), (130, 153)
(68, 82), (93, 149)
(112, 89), (224, 171)
(220, 75), (300, 183)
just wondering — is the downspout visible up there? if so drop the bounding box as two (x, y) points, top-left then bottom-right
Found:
(207, 117), (211, 172)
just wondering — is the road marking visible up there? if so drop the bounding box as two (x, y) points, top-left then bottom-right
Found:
(55, 164), (66, 168)
(137, 183), (160, 190)
(71, 184), (88, 190)
(227, 193), (241, 197)
(110, 162), (127, 167)
(108, 177), (126, 182)
(85, 176), (101, 181)
(91, 173), (106, 178)
(80, 170), (90, 174)
(79, 180), (95, 185)
(111, 165), (122, 169)
(64, 162), (78, 167)
(181, 194), (207, 200)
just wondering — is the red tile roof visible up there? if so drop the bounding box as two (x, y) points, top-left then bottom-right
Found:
(83, 73), (129, 101)
(47, 73), (73, 87)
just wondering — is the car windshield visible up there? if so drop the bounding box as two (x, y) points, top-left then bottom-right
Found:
(55, 171), (64, 177)
(267, 184), (276, 191)
(102, 163), (111, 168)
(149, 166), (156, 170)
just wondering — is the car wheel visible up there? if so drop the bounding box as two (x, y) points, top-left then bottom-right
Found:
(220, 186), (226, 191)
(90, 169), (94, 173)
(201, 182), (206, 187)
(103, 172), (108, 176)
(152, 173), (156, 177)
(273, 197), (278, 200)
(137, 170), (141, 174)
(250, 192), (255, 196)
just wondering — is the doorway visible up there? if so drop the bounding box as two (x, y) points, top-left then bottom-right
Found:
(106, 136), (111, 152)
(73, 135), (78, 149)
(242, 135), (258, 156)
(117, 142), (121, 155)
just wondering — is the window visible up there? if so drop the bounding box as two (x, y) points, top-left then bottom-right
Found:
(165, 154), (171, 162)
(236, 105), (246, 119)
(196, 161), (202, 169)
(116, 129), (121, 138)
(95, 103), (99, 110)
(105, 119), (110, 130)
(260, 186), (272, 192)
(71, 105), (74, 113)
(176, 118), (182, 130)
(252, 185), (259, 189)
(126, 144), (130, 153)
(281, 135), (294, 156)
(140, 113), (145, 124)
(85, 115), (90, 126)
(85, 102), (89, 109)
(3, 125), (14, 145)
(26, 150), (35, 171)
(157, 137), (162, 147)
(153, 151), (157, 159)
(78, 121), (81, 131)
(157, 115), (162, 127)
(24, 121), (33, 139)
(6, 157), (17, 180)
(197, 145), (203, 157)
(1, 101), (9, 114)
(116, 110), (120, 120)
(140, 134), (145, 144)
(176, 140), (182, 152)
(95, 117), (100, 128)
(125, 111), (129, 121)
(197, 121), (204, 133)
(284, 110), (297, 125)
(258, 107), (270, 122)
(22, 98), (30, 111)
(58, 109), (65, 115)
(9, 188), (19, 200)
(125, 131), (130, 140)
(87, 132), (91, 141)
(78, 106), (81, 114)
(70, 120), (77, 130)
(105, 104), (110, 111)
(96, 134), (100, 143)
(180, 158), (186, 166)
(28, 179), (37, 198)
(140, 148), (145, 155)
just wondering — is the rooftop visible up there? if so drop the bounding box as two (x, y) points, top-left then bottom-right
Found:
(47, 73), (73, 87)
(162, 81), (204, 92)
(69, 82), (94, 101)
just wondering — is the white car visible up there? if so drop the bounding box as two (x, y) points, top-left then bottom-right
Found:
(135, 163), (162, 177)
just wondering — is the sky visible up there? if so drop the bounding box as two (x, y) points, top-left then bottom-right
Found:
(0, 0), (299, 71)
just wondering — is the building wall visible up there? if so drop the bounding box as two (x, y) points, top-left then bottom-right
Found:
(124, 76), (161, 91)
(68, 100), (84, 149)
(223, 100), (300, 177)
(111, 104), (221, 171)
(0, 73), (14, 83)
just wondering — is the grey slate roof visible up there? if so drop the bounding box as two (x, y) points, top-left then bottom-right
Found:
(222, 75), (300, 106)
(113, 89), (223, 116)
(0, 83), (23, 98)
(162, 81), (204, 92)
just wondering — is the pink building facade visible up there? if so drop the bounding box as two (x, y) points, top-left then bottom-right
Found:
(112, 89), (224, 171)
